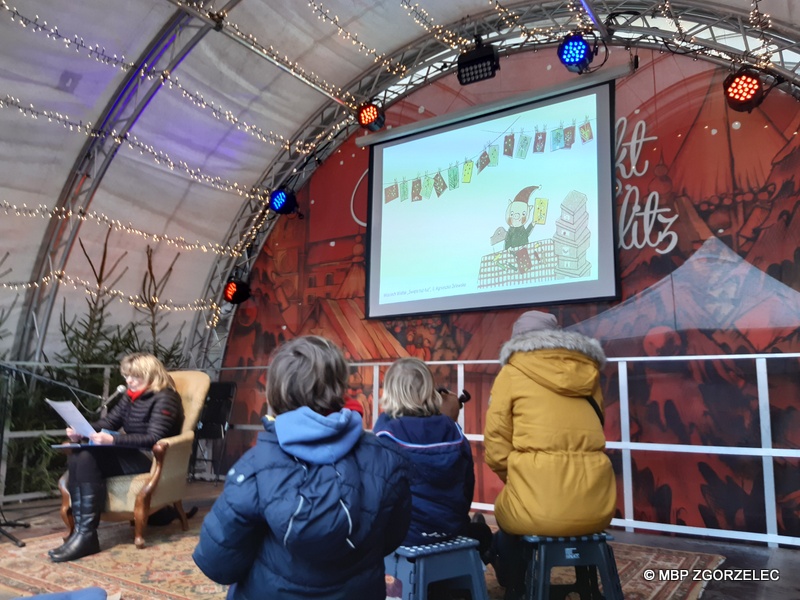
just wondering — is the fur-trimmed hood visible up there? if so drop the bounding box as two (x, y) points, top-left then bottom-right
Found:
(499, 328), (606, 368)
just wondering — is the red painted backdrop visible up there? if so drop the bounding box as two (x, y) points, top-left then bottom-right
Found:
(219, 49), (800, 539)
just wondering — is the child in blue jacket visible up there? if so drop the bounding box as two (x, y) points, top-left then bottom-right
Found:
(193, 336), (411, 600)
(373, 357), (492, 556)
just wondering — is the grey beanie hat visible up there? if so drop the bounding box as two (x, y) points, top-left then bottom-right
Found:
(511, 310), (559, 337)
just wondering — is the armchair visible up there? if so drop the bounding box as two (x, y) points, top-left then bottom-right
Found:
(58, 370), (211, 548)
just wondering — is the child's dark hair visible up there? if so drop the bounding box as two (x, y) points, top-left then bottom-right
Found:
(266, 336), (347, 415)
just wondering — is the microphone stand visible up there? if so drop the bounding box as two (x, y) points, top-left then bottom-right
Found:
(0, 362), (110, 546)
(0, 366), (28, 546)
(0, 508), (29, 548)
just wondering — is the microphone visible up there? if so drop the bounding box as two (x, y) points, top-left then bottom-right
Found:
(101, 384), (127, 410)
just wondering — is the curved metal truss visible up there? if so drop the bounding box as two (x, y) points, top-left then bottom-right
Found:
(187, 0), (800, 372)
(11, 1), (242, 362)
(13, 0), (794, 369)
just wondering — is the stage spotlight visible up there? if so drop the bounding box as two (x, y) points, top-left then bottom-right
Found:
(357, 102), (385, 131)
(724, 68), (765, 112)
(457, 36), (500, 85)
(223, 277), (250, 304)
(557, 33), (594, 74)
(269, 188), (297, 215)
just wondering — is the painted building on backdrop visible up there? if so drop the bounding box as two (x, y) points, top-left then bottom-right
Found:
(220, 49), (800, 541)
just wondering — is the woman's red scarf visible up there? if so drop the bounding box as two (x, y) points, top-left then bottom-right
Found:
(126, 388), (146, 402)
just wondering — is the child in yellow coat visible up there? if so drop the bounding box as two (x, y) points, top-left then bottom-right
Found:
(484, 310), (616, 599)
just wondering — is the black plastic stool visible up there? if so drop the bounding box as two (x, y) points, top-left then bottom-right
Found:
(521, 532), (623, 600)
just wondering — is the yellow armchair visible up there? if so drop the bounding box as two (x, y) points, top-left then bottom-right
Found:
(58, 370), (211, 548)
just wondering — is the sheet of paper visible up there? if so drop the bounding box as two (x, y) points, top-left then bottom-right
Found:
(45, 398), (97, 438)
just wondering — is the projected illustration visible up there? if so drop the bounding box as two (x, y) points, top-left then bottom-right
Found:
(480, 189), (592, 290)
(369, 83), (616, 317)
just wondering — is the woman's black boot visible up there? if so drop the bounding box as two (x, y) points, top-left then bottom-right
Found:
(48, 483), (80, 558)
(50, 482), (104, 562)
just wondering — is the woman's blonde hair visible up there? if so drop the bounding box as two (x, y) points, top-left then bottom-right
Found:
(119, 353), (174, 392)
(380, 357), (441, 418)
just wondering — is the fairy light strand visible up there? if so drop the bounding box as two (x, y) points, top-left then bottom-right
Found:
(0, 94), (266, 198)
(0, 269), (220, 314)
(308, 1), (407, 76)
(661, 0), (687, 42)
(0, 0), (134, 71)
(399, 1), (472, 51)
(566, 0), (594, 33)
(0, 200), (250, 258)
(749, 0), (774, 67)
(173, 0), (358, 110)
(0, 1), (338, 155)
(490, 1), (565, 44)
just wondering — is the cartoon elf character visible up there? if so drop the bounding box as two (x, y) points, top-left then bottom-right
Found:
(504, 185), (540, 250)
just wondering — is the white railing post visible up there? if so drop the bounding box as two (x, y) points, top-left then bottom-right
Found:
(756, 357), (778, 548)
(617, 360), (634, 532)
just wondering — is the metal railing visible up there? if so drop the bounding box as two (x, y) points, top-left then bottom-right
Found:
(2, 353), (799, 548)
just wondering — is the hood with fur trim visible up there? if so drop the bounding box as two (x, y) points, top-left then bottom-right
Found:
(499, 328), (606, 368)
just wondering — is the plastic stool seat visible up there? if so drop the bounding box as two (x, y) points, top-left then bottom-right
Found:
(521, 532), (623, 600)
(386, 536), (489, 600)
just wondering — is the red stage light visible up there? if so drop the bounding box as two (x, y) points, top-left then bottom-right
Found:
(723, 69), (765, 112)
(223, 278), (250, 304)
(357, 103), (385, 131)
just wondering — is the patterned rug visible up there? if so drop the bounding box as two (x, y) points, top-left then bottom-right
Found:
(0, 521), (723, 600)
(0, 519), (226, 600)
(482, 543), (725, 600)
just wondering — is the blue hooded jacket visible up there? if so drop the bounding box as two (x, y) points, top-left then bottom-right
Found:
(373, 412), (474, 546)
(193, 407), (411, 600)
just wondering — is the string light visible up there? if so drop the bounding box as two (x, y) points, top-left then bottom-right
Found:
(0, 200), (248, 258)
(0, 264), (228, 330)
(0, 94), (265, 198)
(308, 1), (407, 76)
(749, 0), (774, 68)
(566, 0), (594, 33)
(490, 1), (565, 45)
(1, 1), (341, 156)
(399, 0), (472, 51)
(660, 0), (686, 40)
(1, 0), (133, 71)
(169, 0), (358, 110)
(0, 269), (220, 313)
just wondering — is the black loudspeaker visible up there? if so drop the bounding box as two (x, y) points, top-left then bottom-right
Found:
(196, 382), (236, 440)
(190, 381), (237, 480)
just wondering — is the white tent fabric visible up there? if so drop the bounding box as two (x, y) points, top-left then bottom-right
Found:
(1, 0), (799, 364)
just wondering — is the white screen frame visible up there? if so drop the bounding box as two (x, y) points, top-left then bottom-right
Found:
(361, 70), (626, 319)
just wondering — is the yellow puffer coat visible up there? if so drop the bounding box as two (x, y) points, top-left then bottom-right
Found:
(485, 329), (616, 536)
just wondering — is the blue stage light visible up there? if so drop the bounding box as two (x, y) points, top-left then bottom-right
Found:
(269, 188), (297, 215)
(557, 33), (594, 74)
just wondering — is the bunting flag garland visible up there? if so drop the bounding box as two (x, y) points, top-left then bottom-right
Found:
(411, 177), (422, 201)
(433, 172), (448, 197)
(463, 159), (474, 183)
(383, 117), (596, 205)
(503, 134), (515, 157)
(422, 175), (434, 199)
(580, 119), (594, 144)
(488, 144), (500, 167)
(533, 130), (546, 153)
(550, 126), (565, 151)
(564, 124), (576, 148)
(477, 149), (491, 174)
(516, 133), (531, 158)
(448, 165), (460, 190)
(384, 182), (399, 203)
